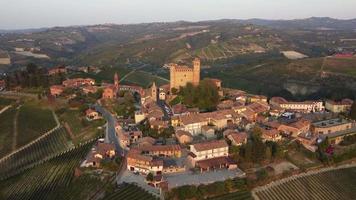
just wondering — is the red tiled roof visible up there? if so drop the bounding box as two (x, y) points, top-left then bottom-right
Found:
(192, 140), (228, 152)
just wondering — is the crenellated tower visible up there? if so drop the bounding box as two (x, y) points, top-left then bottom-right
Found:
(192, 58), (200, 86)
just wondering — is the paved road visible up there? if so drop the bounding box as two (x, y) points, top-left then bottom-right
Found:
(157, 99), (172, 121)
(94, 103), (123, 155)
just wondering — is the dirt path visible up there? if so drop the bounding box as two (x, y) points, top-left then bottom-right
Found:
(11, 106), (21, 151)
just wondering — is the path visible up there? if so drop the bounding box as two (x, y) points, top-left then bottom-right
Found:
(0, 105), (12, 115)
(119, 64), (149, 83)
(11, 106), (21, 151)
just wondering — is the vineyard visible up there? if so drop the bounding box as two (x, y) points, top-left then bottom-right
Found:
(103, 183), (159, 200)
(207, 190), (252, 200)
(0, 141), (95, 200)
(0, 127), (73, 180)
(254, 166), (356, 200)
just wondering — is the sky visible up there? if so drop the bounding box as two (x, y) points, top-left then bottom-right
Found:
(0, 0), (355, 29)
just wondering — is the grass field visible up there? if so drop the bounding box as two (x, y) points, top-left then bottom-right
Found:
(123, 70), (169, 87)
(103, 183), (159, 200)
(0, 141), (96, 200)
(0, 97), (14, 110)
(17, 103), (57, 148)
(0, 107), (16, 158)
(57, 108), (105, 144)
(254, 166), (356, 200)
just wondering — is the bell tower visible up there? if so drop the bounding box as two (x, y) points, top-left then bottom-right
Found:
(114, 72), (119, 89)
(192, 58), (200, 86)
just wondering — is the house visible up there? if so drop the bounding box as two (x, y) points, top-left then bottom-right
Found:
(312, 118), (353, 135)
(172, 104), (188, 116)
(175, 130), (193, 144)
(62, 78), (95, 88)
(247, 101), (270, 114)
(249, 95), (267, 103)
(102, 85), (118, 99)
(127, 150), (163, 175)
(137, 137), (156, 147)
(138, 144), (182, 158)
(189, 140), (229, 162)
(269, 97), (324, 113)
(201, 125), (215, 139)
(261, 128), (282, 142)
(278, 118), (311, 137)
(82, 85), (97, 94)
(50, 85), (65, 96)
(228, 132), (248, 146)
(325, 99), (353, 113)
(188, 140), (233, 172)
(48, 66), (67, 76)
(86, 109), (101, 121)
(82, 142), (116, 168)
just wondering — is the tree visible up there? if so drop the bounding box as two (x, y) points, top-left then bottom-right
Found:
(265, 146), (272, 161)
(224, 179), (234, 192)
(146, 172), (154, 182)
(350, 102), (356, 120)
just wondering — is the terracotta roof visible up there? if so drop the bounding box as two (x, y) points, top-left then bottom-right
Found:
(261, 128), (280, 138)
(140, 144), (181, 152)
(196, 156), (233, 169)
(176, 130), (192, 138)
(138, 137), (156, 145)
(192, 140), (228, 152)
(228, 132), (247, 144)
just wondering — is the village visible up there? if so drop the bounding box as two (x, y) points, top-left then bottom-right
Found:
(1, 58), (356, 199)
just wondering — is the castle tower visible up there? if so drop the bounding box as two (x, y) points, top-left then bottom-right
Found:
(192, 58), (200, 86)
(169, 64), (176, 91)
(114, 72), (119, 89)
(151, 82), (158, 102)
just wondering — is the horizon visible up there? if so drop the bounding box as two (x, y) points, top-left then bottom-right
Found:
(1, 0), (356, 29)
(1, 16), (356, 31)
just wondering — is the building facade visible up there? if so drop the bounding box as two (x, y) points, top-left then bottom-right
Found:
(169, 58), (200, 90)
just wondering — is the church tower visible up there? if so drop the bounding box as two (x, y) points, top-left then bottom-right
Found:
(192, 58), (200, 86)
(151, 82), (158, 102)
(114, 72), (119, 89)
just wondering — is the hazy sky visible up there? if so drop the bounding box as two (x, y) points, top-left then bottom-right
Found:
(0, 0), (355, 29)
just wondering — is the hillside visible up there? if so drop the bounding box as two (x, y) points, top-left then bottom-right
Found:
(1, 18), (356, 99)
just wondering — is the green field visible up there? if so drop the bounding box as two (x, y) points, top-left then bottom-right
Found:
(0, 127), (72, 180)
(0, 97), (14, 110)
(255, 167), (356, 200)
(103, 184), (159, 200)
(0, 141), (96, 200)
(17, 103), (57, 148)
(56, 108), (105, 143)
(123, 70), (169, 87)
(0, 107), (16, 158)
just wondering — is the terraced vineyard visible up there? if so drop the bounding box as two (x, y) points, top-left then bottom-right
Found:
(207, 190), (252, 200)
(0, 141), (94, 200)
(254, 166), (356, 200)
(0, 127), (73, 180)
(103, 183), (159, 200)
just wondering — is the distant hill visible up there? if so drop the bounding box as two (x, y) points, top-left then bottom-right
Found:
(236, 17), (356, 30)
(1, 18), (356, 99)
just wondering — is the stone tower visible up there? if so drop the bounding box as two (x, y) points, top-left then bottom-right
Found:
(192, 58), (200, 86)
(114, 72), (119, 89)
(151, 82), (157, 102)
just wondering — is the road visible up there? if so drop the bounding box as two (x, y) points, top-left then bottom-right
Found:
(157, 99), (172, 121)
(94, 103), (123, 155)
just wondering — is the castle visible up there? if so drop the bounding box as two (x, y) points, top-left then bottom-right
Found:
(169, 58), (200, 91)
